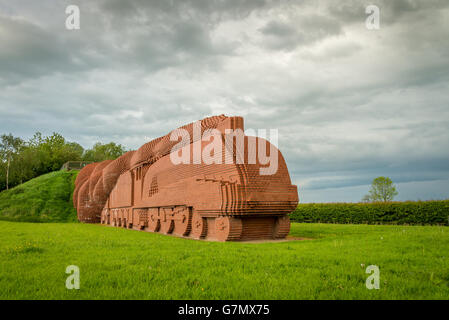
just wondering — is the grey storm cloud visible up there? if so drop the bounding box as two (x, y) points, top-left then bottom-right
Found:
(259, 15), (343, 51)
(1, 0), (449, 202)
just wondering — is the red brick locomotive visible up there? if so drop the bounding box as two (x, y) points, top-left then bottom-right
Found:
(73, 115), (298, 241)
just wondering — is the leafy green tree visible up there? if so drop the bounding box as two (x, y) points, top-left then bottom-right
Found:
(0, 131), (127, 192)
(0, 163), (5, 190)
(41, 133), (84, 171)
(24, 132), (84, 174)
(361, 194), (371, 203)
(0, 132), (85, 192)
(83, 142), (126, 162)
(0, 134), (23, 190)
(12, 145), (34, 184)
(364, 176), (398, 202)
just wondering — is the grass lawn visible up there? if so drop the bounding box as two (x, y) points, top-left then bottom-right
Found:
(0, 221), (448, 299)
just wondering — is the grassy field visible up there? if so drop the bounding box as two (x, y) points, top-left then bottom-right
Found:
(0, 171), (78, 223)
(0, 221), (448, 299)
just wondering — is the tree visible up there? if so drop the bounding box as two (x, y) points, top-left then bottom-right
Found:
(363, 176), (398, 202)
(361, 194), (371, 203)
(13, 144), (34, 185)
(0, 131), (126, 192)
(83, 142), (126, 162)
(22, 132), (84, 175)
(0, 134), (24, 190)
(40, 133), (84, 171)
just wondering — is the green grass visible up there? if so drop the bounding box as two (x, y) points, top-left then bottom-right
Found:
(0, 221), (448, 299)
(0, 171), (78, 223)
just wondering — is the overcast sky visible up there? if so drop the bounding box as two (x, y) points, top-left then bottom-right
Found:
(1, 0), (448, 202)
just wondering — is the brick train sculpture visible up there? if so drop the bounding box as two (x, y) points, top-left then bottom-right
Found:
(73, 115), (298, 241)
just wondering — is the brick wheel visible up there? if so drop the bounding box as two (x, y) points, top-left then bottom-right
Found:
(172, 206), (192, 236)
(273, 215), (290, 239)
(160, 208), (174, 234)
(215, 216), (242, 241)
(147, 208), (160, 232)
(191, 210), (207, 239)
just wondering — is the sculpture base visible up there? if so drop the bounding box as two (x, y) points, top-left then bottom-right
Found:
(100, 206), (290, 242)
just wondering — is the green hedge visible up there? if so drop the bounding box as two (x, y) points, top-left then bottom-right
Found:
(289, 201), (449, 226)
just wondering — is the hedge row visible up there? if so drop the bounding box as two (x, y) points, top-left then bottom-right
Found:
(289, 200), (449, 226)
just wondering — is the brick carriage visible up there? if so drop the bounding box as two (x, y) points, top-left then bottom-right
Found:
(73, 115), (298, 241)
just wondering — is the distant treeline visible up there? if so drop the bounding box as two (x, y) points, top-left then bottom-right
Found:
(0, 132), (127, 192)
(290, 201), (449, 226)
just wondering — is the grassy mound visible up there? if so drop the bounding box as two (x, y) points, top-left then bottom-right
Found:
(0, 171), (78, 223)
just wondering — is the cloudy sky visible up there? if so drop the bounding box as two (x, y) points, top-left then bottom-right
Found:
(1, 0), (448, 202)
